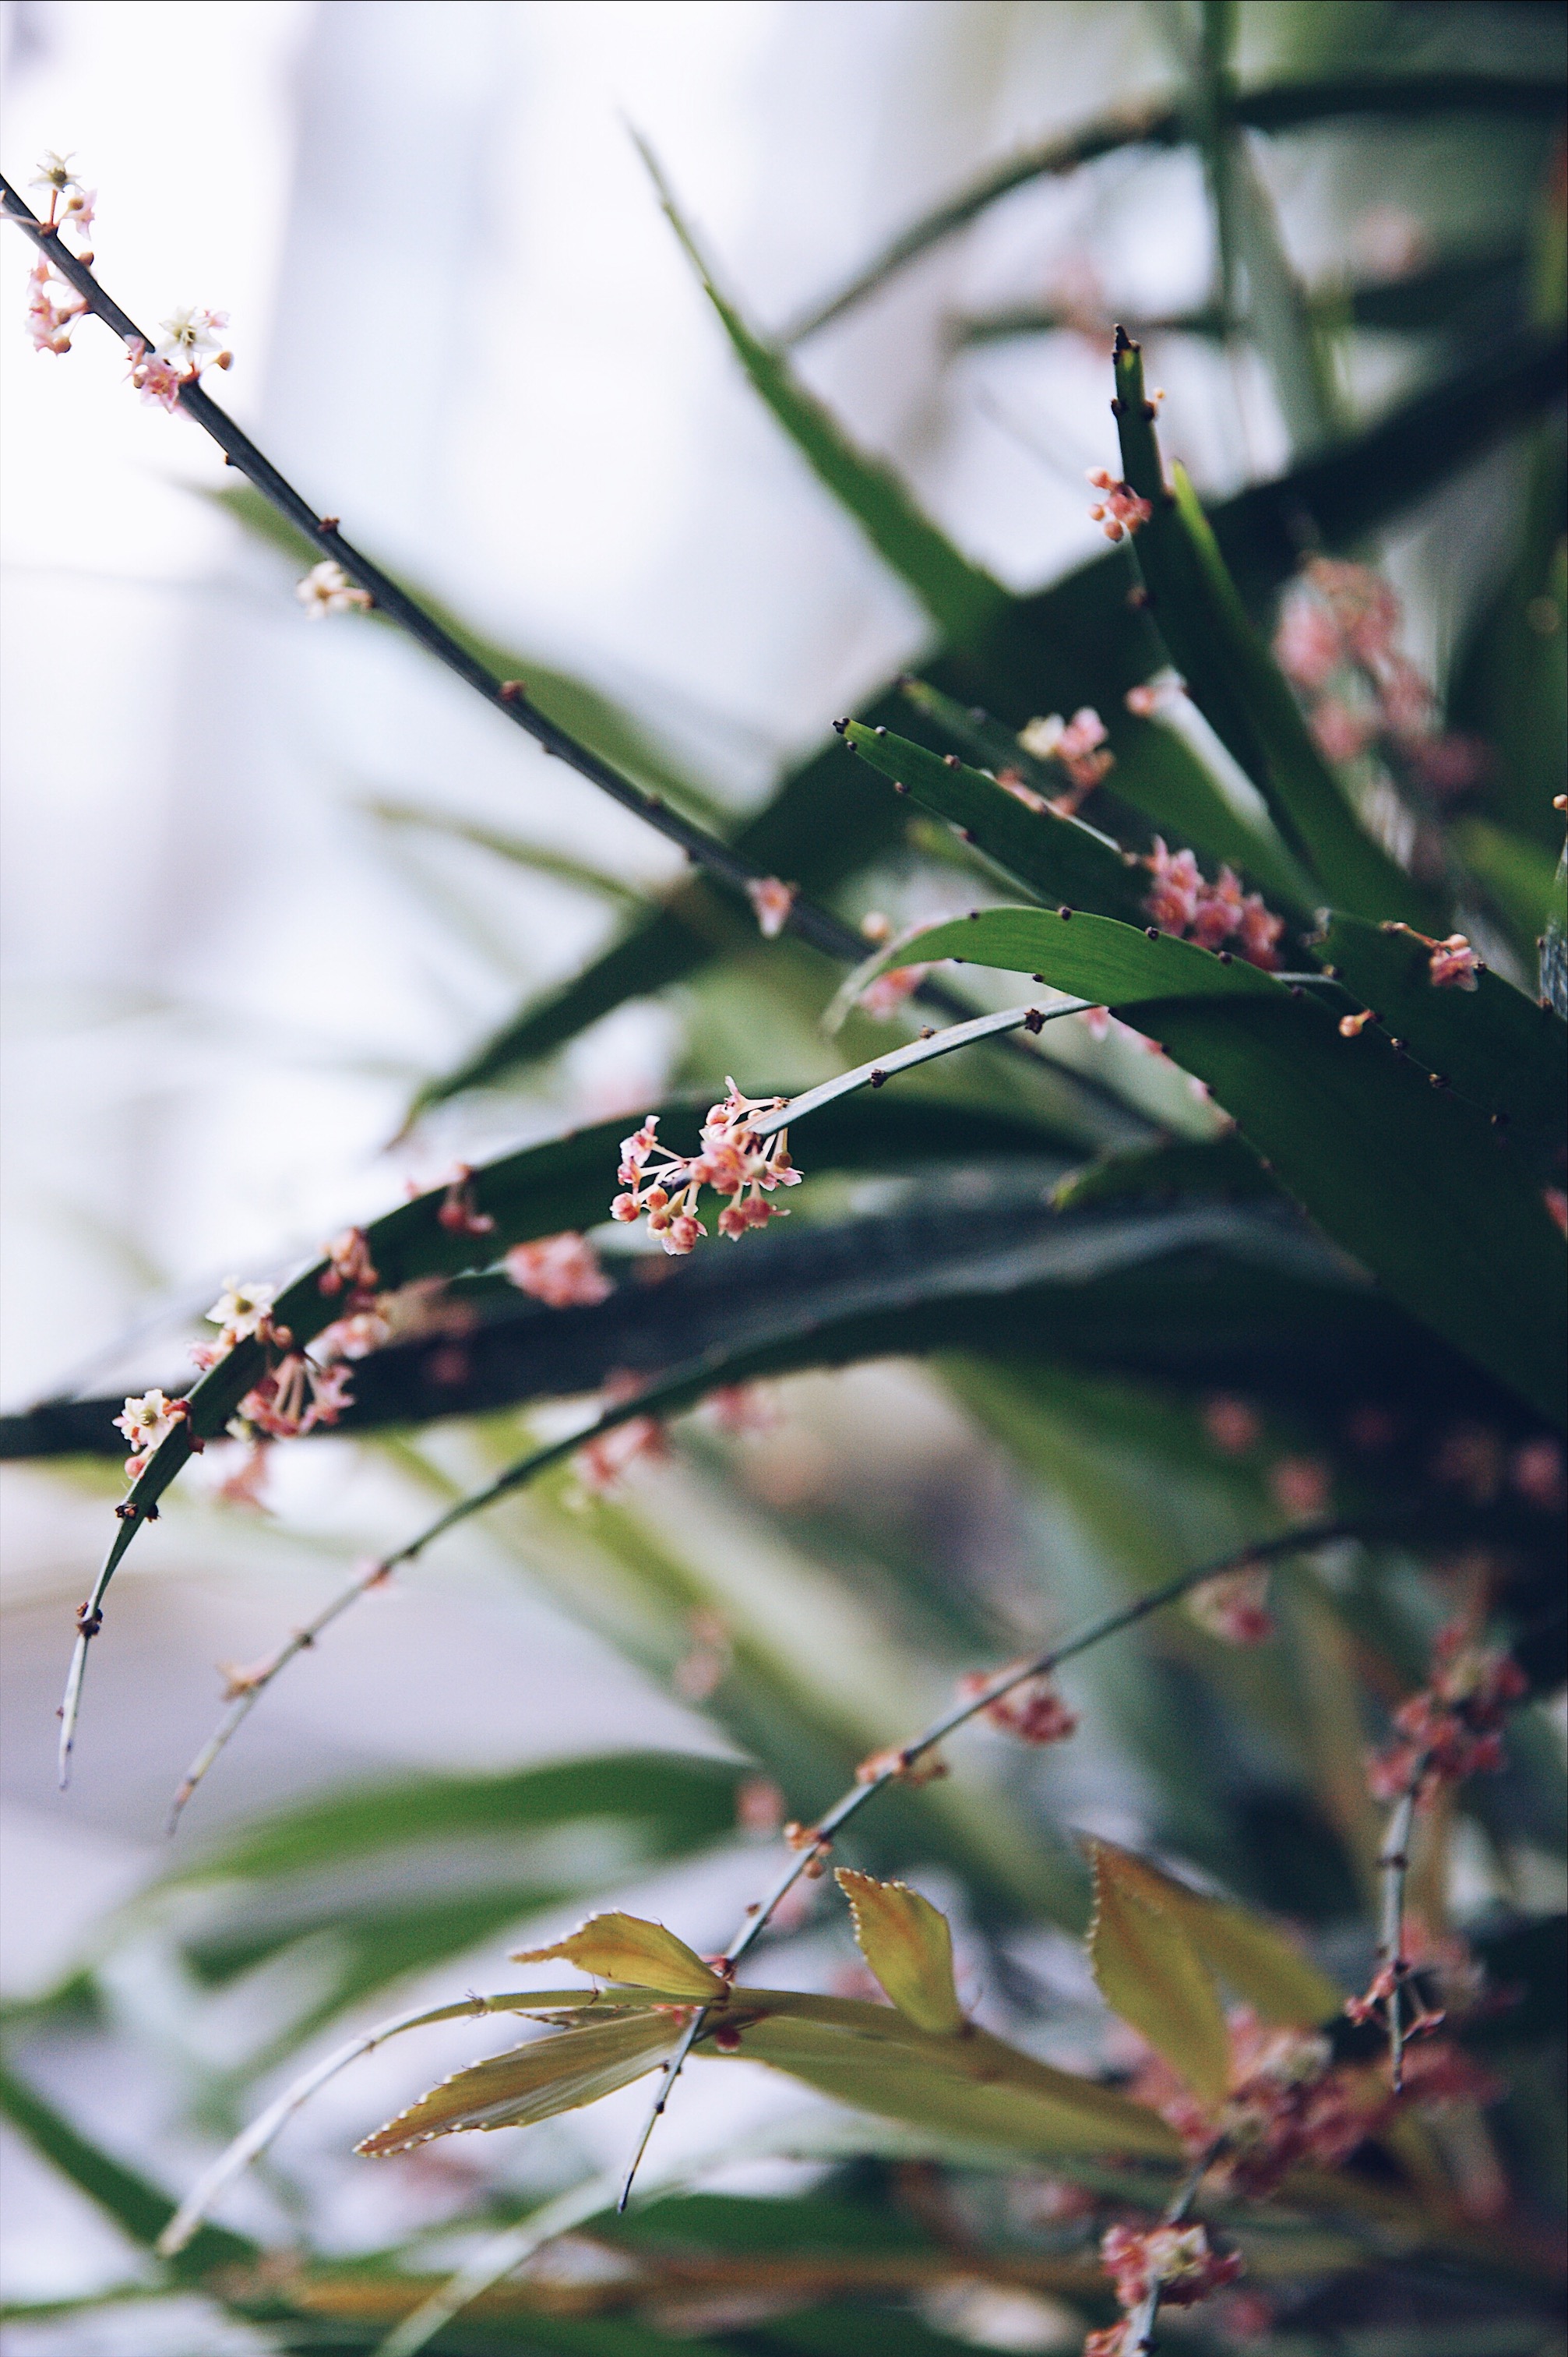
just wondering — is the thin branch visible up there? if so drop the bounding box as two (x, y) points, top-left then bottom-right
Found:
(615, 1519), (1355, 2205)
(158, 1519), (1352, 2254)
(1374, 1765), (1426, 2095)
(165, 1555), (396, 1833)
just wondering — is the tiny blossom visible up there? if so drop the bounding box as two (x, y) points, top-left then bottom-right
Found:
(611, 1083), (800, 1254)
(1087, 468), (1154, 542)
(856, 1741), (947, 1786)
(1019, 706), (1115, 806)
(1142, 838), (1284, 969)
(996, 766), (1048, 813)
(238, 1353), (354, 1440)
(216, 1440), (271, 1511)
(1203, 1395), (1260, 1455)
(114, 1388), (189, 1477)
(671, 1607), (732, 1700)
(1269, 1455), (1331, 1519)
(735, 1775), (784, 1834)
(122, 339), (184, 411)
(319, 1226), (379, 1301)
(437, 1164), (495, 1237)
(206, 1277), (279, 1350)
(1365, 1618), (1527, 1812)
(574, 1377), (665, 1491)
(958, 1664), (1077, 1746)
(745, 875), (797, 939)
(26, 256), (84, 354)
(1188, 1565), (1275, 1646)
(1101, 2224), (1242, 2313)
(505, 1231), (613, 1308)
(703, 1381), (777, 1435)
(1510, 1435), (1566, 1512)
(1426, 933), (1480, 990)
(155, 305), (228, 367)
(859, 962), (929, 1018)
(295, 559), (372, 619)
(1309, 694), (1375, 765)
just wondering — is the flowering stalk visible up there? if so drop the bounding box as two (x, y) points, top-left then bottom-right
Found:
(157, 1517), (1355, 2256)
(613, 1519), (1356, 2208)
(0, 171), (1102, 1088)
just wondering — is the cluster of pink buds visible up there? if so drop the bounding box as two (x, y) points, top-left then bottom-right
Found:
(23, 154), (93, 353)
(1087, 468), (1154, 542)
(574, 1374), (665, 1491)
(1143, 838), (1284, 969)
(745, 876), (797, 940)
(611, 1085), (801, 1254)
(124, 306), (232, 414)
(319, 1226), (379, 1305)
(1087, 2225), (1242, 2357)
(1375, 923), (1482, 992)
(437, 1165), (495, 1238)
(959, 1663), (1078, 1746)
(1018, 707), (1115, 810)
(238, 1353), (354, 1441)
(505, 1230), (613, 1308)
(1187, 1565), (1275, 1646)
(1367, 1619), (1527, 1808)
(1274, 559), (1486, 801)
(114, 1389), (194, 1480)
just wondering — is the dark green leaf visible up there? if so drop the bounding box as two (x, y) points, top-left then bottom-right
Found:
(879, 906), (1567, 1421)
(1320, 912), (1566, 1159)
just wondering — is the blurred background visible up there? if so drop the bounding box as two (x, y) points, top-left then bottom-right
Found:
(2, 3), (1564, 2351)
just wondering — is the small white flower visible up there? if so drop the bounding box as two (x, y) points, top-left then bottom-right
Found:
(295, 559), (372, 620)
(114, 1388), (186, 1462)
(1018, 714), (1065, 760)
(156, 305), (227, 365)
(206, 1277), (277, 1343)
(31, 150), (83, 197)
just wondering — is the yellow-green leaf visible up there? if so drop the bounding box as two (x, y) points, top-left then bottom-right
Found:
(721, 2014), (1181, 2161)
(355, 2015), (678, 2155)
(511, 1911), (725, 1999)
(1089, 1842), (1231, 2104)
(1094, 1847), (1341, 2027)
(836, 1869), (964, 2035)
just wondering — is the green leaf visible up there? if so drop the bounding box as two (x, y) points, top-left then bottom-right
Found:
(355, 2016), (682, 2155)
(1320, 912), (1566, 1160)
(1052, 1133), (1274, 1211)
(1088, 1842), (1232, 2103)
(1543, 838), (1568, 1018)
(1451, 817), (1563, 954)
(834, 1869), (964, 2034)
(1446, 429), (1566, 849)
(639, 142), (1010, 648)
(1112, 340), (1434, 924)
(0, 2059), (255, 2282)
(1091, 1844), (1343, 2027)
(840, 722), (1150, 922)
(780, 74), (1568, 343)
(511, 1910), (726, 1998)
(716, 2013), (1182, 2161)
(362, 800), (644, 909)
(876, 906), (1568, 1422)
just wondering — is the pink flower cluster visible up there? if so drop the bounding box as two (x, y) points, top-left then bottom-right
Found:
(437, 1165), (495, 1238)
(1143, 839), (1284, 969)
(611, 1085), (801, 1254)
(1087, 468), (1154, 543)
(124, 308), (232, 413)
(958, 1664), (1078, 1746)
(745, 876), (797, 940)
(505, 1230), (613, 1308)
(23, 155), (93, 354)
(1366, 1620), (1527, 1809)
(1274, 559), (1486, 800)
(1017, 706), (1115, 810)
(1088, 2223), (1242, 2357)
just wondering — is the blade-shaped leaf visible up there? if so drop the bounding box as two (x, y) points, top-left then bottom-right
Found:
(1088, 1842), (1231, 2102)
(1112, 338), (1435, 925)
(715, 2014), (1182, 2161)
(640, 141), (1009, 649)
(1092, 1844), (1342, 2027)
(835, 1869), (964, 2034)
(872, 907), (1567, 1422)
(900, 677), (1319, 919)
(355, 2015), (679, 2156)
(781, 76), (1567, 342)
(1320, 912), (1566, 1160)
(840, 722), (1150, 922)
(0, 2061), (255, 2282)
(511, 1910), (725, 1998)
